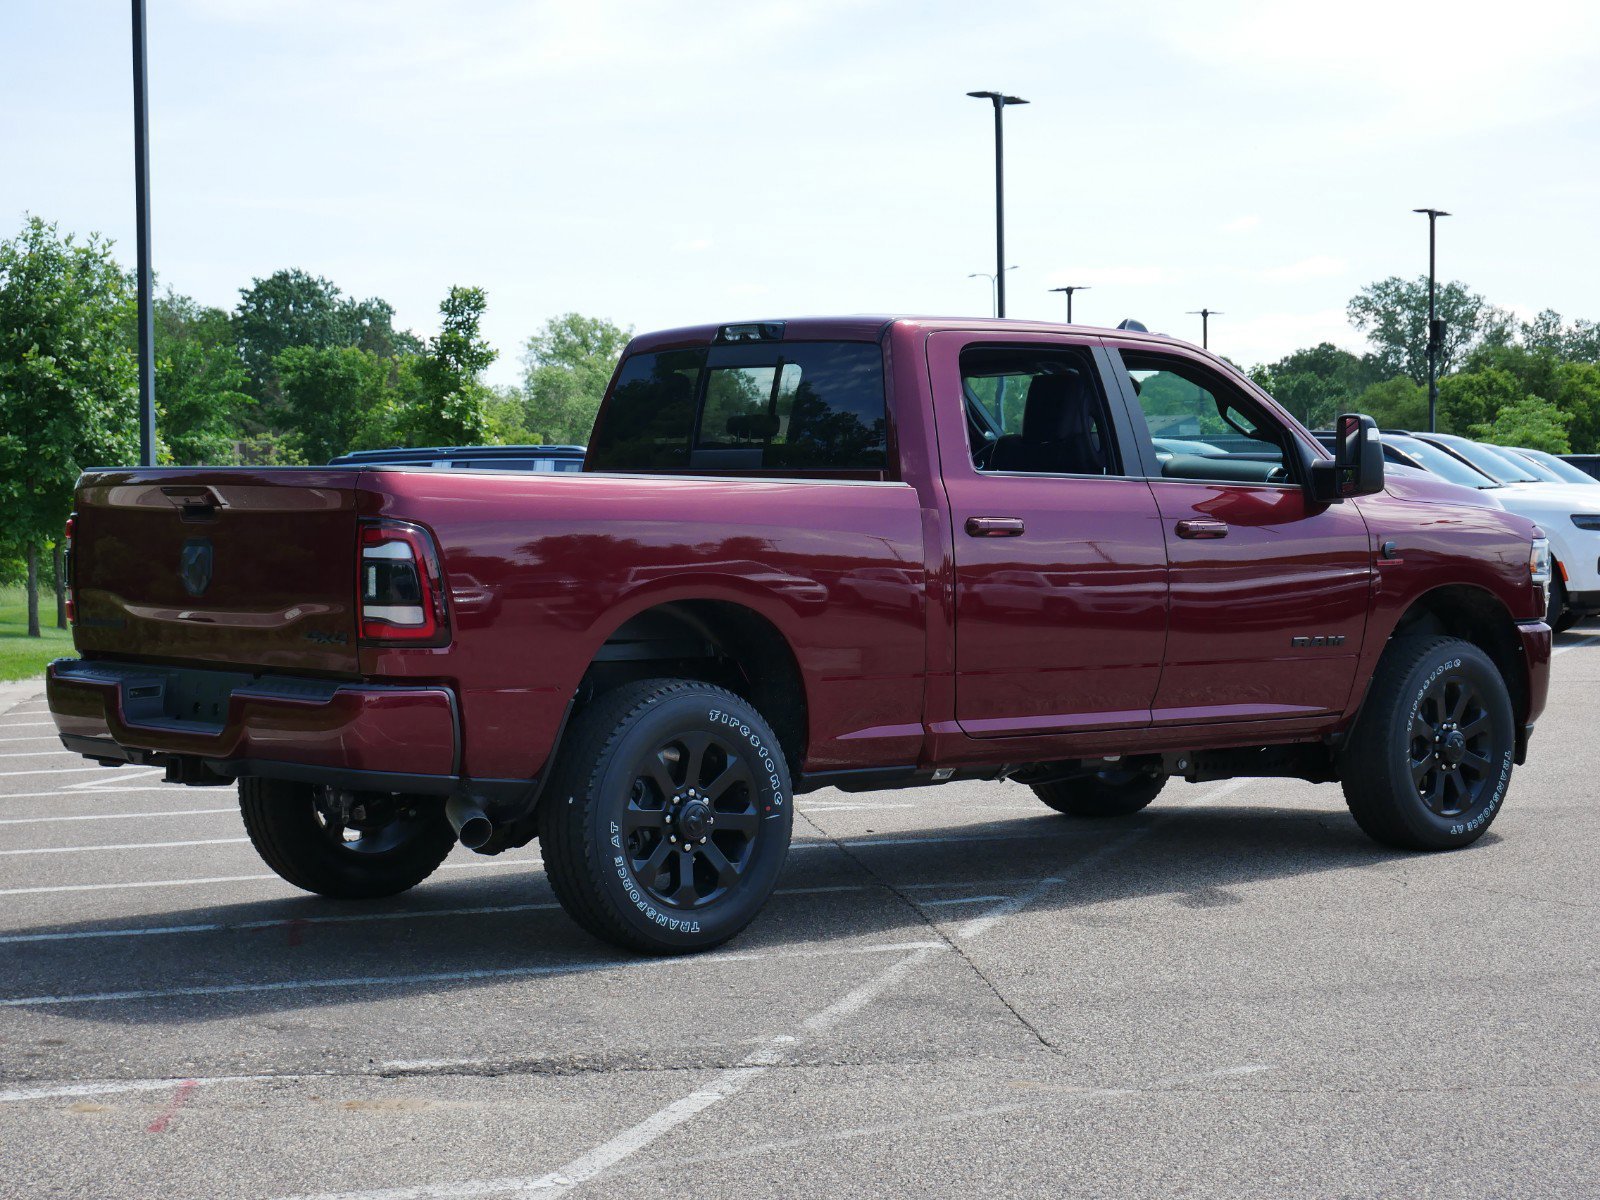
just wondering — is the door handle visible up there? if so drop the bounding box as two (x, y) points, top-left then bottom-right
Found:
(1175, 518), (1228, 540)
(965, 516), (1025, 538)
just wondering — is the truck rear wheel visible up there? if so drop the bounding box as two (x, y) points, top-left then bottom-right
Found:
(1031, 766), (1166, 817)
(1340, 635), (1516, 851)
(539, 678), (793, 955)
(239, 778), (457, 898)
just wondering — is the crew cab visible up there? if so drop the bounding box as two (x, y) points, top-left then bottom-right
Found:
(49, 318), (1553, 952)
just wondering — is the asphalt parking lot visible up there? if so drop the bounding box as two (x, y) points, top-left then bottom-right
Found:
(2, 624), (1598, 1200)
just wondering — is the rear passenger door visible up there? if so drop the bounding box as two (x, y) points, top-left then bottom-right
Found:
(932, 333), (1168, 737)
(1107, 344), (1372, 724)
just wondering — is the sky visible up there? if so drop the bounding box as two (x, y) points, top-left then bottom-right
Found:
(4, 0), (1599, 386)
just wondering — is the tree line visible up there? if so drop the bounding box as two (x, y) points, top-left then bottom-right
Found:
(1249, 276), (1600, 453)
(0, 215), (630, 635)
(5, 211), (1600, 639)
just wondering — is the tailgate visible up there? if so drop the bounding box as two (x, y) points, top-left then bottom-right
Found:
(71, 468), (363, 676)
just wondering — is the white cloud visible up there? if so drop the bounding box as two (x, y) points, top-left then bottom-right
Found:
(1045, 265), (1178, 288)
(1223, 215), (1261, 234)
(1253, 255), (1348, 283)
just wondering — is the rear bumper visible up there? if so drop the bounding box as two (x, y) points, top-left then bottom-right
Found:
(46, 658), (478, 795)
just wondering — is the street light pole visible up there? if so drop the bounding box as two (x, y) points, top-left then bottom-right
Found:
(1413, 207), (1451, 433)
(1186, 308), (1223, 350)
(967, 90), (1028, 318)
(968, 267), (1018, 318)
(132, 0), (156, 466)
(1048, 285), (1090, 324)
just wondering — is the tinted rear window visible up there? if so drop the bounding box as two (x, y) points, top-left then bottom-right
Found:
(586, 342), (887, 473)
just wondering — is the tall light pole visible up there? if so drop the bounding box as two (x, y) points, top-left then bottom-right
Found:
(1413, 207), (1450, 432)
(1048, 285), (1090, 324)
(132, 0), (156, 466)
(966, 90), (1028, 318)
(968, 267), (1018, 318)
(1187, 308), (1223, 350)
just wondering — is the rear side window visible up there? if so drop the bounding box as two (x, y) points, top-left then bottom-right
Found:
(586, 342), (887, 474)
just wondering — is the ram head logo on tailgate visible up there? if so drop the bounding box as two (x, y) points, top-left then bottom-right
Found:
(179, 538), (213, 597)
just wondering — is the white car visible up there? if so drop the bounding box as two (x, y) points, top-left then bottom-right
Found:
(1412, 432), (1600, 631)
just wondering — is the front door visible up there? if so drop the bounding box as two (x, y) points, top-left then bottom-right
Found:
(1111, 344), (1373, 723)
(932, 333), (1169, 737)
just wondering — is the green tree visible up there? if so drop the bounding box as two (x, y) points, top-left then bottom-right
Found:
(154, 290), (253, 464)
(1347, 276), (1495, 382)
(1552, 361), (1600, 454)
(1437, 367), (1524, 435)
(396, 286), (497, 447)
(0, 216), (138, 635)
(521, 313), (632, 444)
(233, 269), (417, 407)
(1470, 395), (1571, 453)
(1352, 376), (1428, 430)
(276, 344), (395, 464)
(1250, 342), (1376, 429)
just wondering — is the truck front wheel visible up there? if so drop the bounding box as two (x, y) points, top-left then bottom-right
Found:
(1340, 635), (1516, 851)
(1031, 765), (1166, 818)
(539, 678), (793, 955)
(238, 778), (457, 898)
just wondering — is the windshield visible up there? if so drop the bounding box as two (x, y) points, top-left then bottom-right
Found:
(1388, 435), (1499, 489)
(1516, 448), (1599, 485)
(1500, 449), (1568, 484)
(1426, 436), (1542, 484)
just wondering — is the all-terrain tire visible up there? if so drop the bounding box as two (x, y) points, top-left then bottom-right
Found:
(539, 678), (793, 955)
(1340, 635), (1516, 851)
(239, 777), (456, 898)
(1032, 767), (1167, 817)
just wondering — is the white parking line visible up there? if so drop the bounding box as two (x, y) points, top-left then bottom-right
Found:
(0, 786), (180, 801)
(0, 750), (79, 758)
(0, 735), (61, 744)
(0, 807), (235, 826)
(1553, 634), (1600, 657)
(0, 721), (58, 728)
(0, 765), (131, 778)
(274, 814), (1172, 1200)
(0, 939), (945, 1008)
(0, 857), (542, 896)
(0, 836), (250, 856)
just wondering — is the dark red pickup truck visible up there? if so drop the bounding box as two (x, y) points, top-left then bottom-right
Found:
(49, 317), (1553, 952)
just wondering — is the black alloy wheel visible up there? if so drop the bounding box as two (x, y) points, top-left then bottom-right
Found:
(619, 730), (763, 911)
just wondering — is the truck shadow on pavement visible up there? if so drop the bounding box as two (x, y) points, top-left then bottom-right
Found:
(2, 797), (1489, 1025)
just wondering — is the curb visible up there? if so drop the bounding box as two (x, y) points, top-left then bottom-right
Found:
(0, 676), (47, 717)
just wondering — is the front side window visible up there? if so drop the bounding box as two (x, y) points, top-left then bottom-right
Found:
(586, 342), (886, 473)
(961, 345), (1119, 476)
(1121, 350), (1293, 484)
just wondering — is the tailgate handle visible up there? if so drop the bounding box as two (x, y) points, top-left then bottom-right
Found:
(161, 485), (226, 519)
(1175, 518), (1229, 540)
(965, 516), (1025, 538)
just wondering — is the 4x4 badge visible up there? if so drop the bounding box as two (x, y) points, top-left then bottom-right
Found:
(179, 538), (213, 597)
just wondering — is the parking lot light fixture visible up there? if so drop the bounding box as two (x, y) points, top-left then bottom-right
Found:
(1413, 207), (1452, 433)
(966, 91), (1029, 318)
(1048, 285), (1090, 324)
(1186, 308), (1223, 350)
(968, 266), (1018, 318)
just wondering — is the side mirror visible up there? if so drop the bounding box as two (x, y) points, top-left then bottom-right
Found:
(1309, 413), (1385, 503)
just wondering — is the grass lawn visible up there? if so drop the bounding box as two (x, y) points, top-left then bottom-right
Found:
(0, 585), (73, 683)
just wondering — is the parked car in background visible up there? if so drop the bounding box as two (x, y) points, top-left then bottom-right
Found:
(328, 445), (587, 472)
(1563, 454), (1600, 482)
(1407, 431), (1600, 631)
(1505, 446), (1600, 487)
(1314, 430), (1505, 500)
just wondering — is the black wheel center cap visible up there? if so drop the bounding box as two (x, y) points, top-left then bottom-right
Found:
(1440, 730), (1467, 765)
(678, 799), (711, 840)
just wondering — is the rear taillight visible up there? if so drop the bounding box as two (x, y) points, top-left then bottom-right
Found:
(358, 519), (450, 646)
(63, 515), (76, 625)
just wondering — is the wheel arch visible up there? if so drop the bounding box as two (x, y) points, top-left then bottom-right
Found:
(1386, 584), (1529, 724)
(576, 599), (809, 777)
